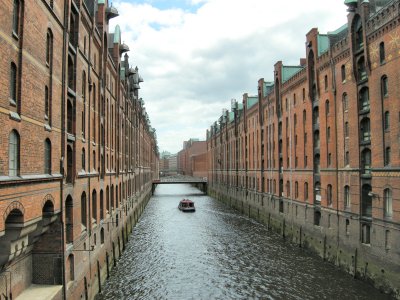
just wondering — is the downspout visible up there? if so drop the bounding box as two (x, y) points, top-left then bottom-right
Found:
(87, 9), (94, 294)
(60, 0), (70, 299)
(330, 50), (340, 260)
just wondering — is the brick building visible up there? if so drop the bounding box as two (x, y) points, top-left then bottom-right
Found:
(177, 139), (207, 178)
(207, 0), (399, 297)
(0, 0), (158, 299)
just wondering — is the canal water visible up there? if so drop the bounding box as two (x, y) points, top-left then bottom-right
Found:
(97, 184), (391, 300)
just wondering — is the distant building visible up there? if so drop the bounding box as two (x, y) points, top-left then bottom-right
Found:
(178, 139), (207, 177)
(168, 154), (178, 174)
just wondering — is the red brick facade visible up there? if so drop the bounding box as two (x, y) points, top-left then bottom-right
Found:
(207, 1), (399, 296)
(177, 139), (207, 178)
(0, 1), (158, 299)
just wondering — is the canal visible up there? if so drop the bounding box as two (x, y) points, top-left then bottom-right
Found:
(97, 184), (391, 299)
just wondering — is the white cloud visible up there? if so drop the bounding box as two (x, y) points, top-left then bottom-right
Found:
(110, 0), (347, 153)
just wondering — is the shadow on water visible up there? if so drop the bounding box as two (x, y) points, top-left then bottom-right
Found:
(97, 184), (393, 300)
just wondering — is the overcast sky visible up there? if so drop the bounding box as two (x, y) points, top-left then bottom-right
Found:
(110, 0), (347, 154)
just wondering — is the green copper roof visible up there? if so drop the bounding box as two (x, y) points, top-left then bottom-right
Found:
(246, 96), (258, 109)
(317, 34), (330, 56)
(328, 24), (348, 35)
(114, 25), (121, 44)
(344, 0), (357, 4)
(98, 0), (105, 4)
(120, 67), (125, 78)
(263, 82), (274, 96)
(282, 66), (304, 83)
(238, 103), (243, 111)
(229, 111), (235, 122)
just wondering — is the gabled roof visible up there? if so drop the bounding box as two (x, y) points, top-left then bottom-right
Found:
(317, 34), (329, 56)
(282, 66), (304, 83)
(246, 96), (258, 109)
(263, 82), (274, 96)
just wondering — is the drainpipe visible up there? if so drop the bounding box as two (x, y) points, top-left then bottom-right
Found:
(330, 51), (340, 261)
(60, 0), (69, 299)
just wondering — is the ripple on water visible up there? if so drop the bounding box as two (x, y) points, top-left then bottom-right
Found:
(97, 184), (392, 300)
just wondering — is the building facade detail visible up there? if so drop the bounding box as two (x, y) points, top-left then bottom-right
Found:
(207, 0), (399, 297)
(0, 1), (159, 299)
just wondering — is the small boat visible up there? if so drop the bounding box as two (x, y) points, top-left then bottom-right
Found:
(178, 199), (195, 212)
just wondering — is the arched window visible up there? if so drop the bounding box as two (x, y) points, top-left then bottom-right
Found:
(111, 185), (114, 210)
(100, 190), (104, 220)
(10, 62), (17, 106)
(381, 75), (388, 98)
(342, 93), (348, 111)
(68, 255), (74, 282)
(100, 228), (105, 244)
(82, 71), (86, 138)
(93, 150), (96, 171)
(385, 147), (391, 166)
(379, 42), (385, 64)
(344, 185), (350, 208)
(345, 122), (349, 137)
(357, 56), (367, 81)
(314, 154), (320, 174)
(67, 145), (73, 183)
(327, 184), (333, 206)
(315, 181), (321, 204)
(295, 181), (299, 199)
(361, 148), (371, 175)
(360, 118), (370, 142)
(81, 192), (87, 230)
(341, 65), (346, 82)
(384, 188), (392, 217)
(9, 130), (20, 176)
(313, 107), (319, 125)
(359, 87), (369, 111)
(44, 139), (51, 174)
(67, 55), (75, 90)
(286, 180), (290, 197)
(304, 182), (309, 201)
(45, 86), (49, 120)
(12, 0), (20, 36)
(82, 148), (85, 171)
(92, 189), (97, 223)
(354, 16), (363, 50)
(314, 130), (320, 148)
(384, 111), (390, 131)
(46, 31), (53, 67)
(361, 184), (372, 217)
(67, 99), (74, 134)
(325, 100), (330, 116)
(65, 196), (74, 243)
(106, 186), (110, 213)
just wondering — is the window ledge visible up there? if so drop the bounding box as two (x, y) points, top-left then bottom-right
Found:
(44, 124), (52, 132)
(67, 134), (76, 142)
(12, 31), (19, 40)
(0, 173), (63, 185)
(9, 111), (21, 122)
(9, 98), (17, 107)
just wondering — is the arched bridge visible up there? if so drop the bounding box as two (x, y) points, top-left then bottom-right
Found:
(152, 175), (207, 194)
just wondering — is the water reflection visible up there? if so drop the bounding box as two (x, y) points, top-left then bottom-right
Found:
(97, 184), (390, 300)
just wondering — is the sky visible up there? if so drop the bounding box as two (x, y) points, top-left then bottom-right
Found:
(109, 0), (347, 154)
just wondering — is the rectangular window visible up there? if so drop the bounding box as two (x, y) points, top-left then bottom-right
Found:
(9, 133), (19, 176)
(13, 0), (20, 36)
(10, 63), (17, 105)
(45, 86), (49, 119)
(385, 147), (391, 166)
